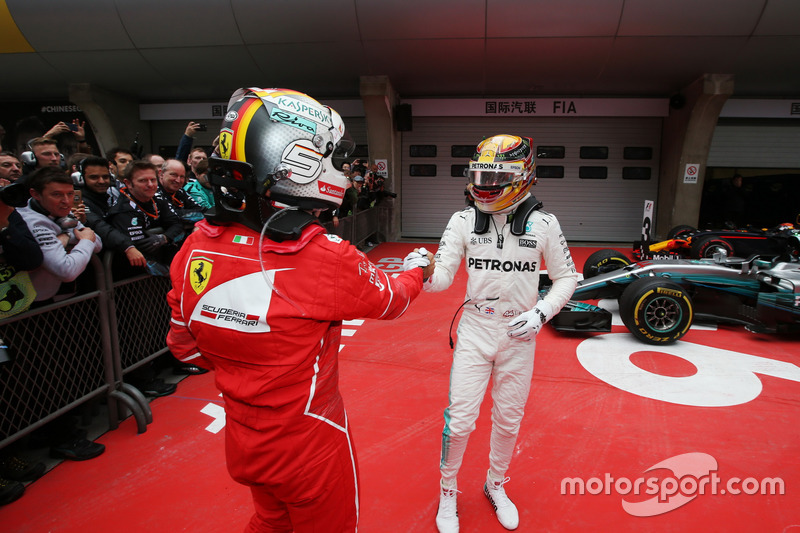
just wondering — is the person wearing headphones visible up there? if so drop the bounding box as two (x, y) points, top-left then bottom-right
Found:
(17, 167), (102, 304)
(22, 137), (62, 174)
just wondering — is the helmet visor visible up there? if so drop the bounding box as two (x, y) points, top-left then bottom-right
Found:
(331, 133), (356, 171)
(467, 169), (519, 188)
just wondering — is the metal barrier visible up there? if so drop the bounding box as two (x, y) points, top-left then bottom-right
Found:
(0, 251), (167, 450)
(0, 255), (138, 449)
(105, 257), (173, 377)
(326, 206), (386, 246)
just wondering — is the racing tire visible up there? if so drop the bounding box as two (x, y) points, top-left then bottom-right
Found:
(582, 249), (632, 279)
(667, 225), (696, 239)
(619, 277), (693, 345)
(689, 235), (734, 259)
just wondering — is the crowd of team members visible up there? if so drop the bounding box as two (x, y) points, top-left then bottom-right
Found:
(2, 120), (396, 282)
(3, 119), (397, 294)
(0, 121), (221, 505)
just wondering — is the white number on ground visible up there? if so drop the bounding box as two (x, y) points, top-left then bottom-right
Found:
(576, 333), (800, 407)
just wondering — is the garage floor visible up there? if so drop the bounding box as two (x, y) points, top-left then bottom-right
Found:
(1, 244), (798, 532)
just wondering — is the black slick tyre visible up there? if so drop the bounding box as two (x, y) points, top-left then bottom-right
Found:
(582, 249), (632, 279)
(689, 235), (734, 259)
(619, 277), (693, 345)
(667, 225), (696, 239)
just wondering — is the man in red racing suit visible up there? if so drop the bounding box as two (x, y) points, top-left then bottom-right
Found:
(167, 218), (426, 532)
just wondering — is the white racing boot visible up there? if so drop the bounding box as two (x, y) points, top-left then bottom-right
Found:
(484, 472), (519, 530)
(436, 483), (459, 533)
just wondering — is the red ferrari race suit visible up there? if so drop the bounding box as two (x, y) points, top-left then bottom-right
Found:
(166, 219), (423, 532)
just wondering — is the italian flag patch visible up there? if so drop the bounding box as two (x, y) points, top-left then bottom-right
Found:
(233, 235), (254, 245)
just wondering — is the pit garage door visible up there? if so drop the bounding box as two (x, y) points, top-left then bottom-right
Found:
(708, 119), (800, 168)
(400, 116), (662, 242)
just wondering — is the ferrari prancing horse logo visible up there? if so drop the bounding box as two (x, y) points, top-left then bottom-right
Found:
(218, 129), (233, 160)
(190, 257), (213, 295)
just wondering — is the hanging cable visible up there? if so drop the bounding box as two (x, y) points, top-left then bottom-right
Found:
(448, 299), (471, 349)
(257, 211), (307, 317)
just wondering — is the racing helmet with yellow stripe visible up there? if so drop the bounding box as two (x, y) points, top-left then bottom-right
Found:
(210, 87), (353, 213)
(466, 134), (536, 214)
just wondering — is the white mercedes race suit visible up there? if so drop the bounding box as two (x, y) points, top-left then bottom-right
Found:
(424, 204), (578, 485)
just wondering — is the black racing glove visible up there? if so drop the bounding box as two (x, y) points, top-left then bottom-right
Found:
(137, 234), (168, 254)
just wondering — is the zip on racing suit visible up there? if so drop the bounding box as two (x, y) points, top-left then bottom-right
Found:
(166, 218), (424, 532)
(424, 201), (578, 486)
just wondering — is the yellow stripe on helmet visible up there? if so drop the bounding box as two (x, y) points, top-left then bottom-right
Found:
(232, 97), (263, 162)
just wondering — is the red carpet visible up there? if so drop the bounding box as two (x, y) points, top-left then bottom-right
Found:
(1, 243), (798, 532)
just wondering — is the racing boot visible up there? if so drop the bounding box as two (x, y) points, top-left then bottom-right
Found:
(484, 471), (519, 530)
(436, 482), (459, 533)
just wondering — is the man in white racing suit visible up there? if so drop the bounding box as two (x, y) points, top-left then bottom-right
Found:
(425, 134), (578, 532)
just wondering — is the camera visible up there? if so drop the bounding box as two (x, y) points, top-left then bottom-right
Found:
(197, 123), (208, 132)
(68, 123), (79, 132)
(55, 213), (79, 230)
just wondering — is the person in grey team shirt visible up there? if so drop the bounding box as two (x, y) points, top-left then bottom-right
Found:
(424, 134), (578, 532)
(18, 167), (102, 303)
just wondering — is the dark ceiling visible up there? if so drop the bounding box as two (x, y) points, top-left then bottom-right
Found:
(2, 0), (799, 104)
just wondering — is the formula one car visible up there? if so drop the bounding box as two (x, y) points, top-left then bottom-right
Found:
(582, 224), (800, 278)
(548, 252), (800, 345)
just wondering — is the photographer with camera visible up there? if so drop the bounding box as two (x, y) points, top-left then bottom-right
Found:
(353, 172), (373, 211)
(175, 122), (208, 183)
(373, 174), (398, 205)
(43, 119), (91, 157)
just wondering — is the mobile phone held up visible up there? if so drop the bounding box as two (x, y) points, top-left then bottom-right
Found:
(73, 189), (82, 207)
(68, 123), (79, 132)
(197, 123), (207, 132)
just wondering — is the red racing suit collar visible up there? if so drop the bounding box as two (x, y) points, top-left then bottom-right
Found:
(195, 218), (326, 254)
